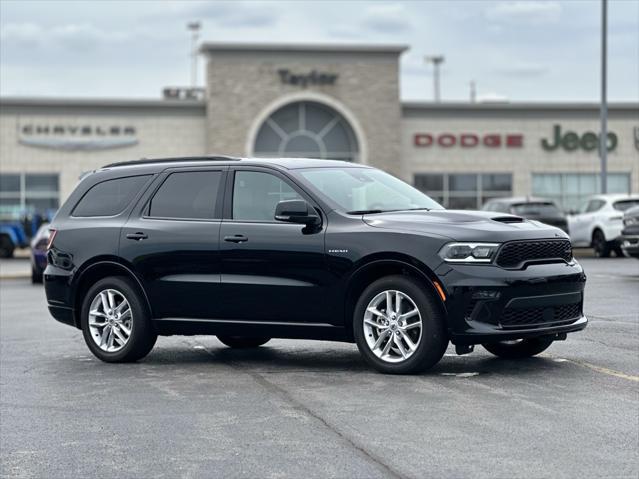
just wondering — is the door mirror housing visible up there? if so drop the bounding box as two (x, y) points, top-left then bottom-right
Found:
(274, 200), (320, 226)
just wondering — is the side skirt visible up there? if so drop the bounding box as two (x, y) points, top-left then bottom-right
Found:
(152, 317), (353, 342)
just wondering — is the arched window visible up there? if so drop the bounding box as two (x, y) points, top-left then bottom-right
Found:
(253, 101), (359, 162)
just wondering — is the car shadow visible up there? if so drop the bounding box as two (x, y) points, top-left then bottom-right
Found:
(135, 341), (569, 378)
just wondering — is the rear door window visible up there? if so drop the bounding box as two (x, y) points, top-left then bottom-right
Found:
(73, 175), (150, 217)
(148, 171), (222, 220)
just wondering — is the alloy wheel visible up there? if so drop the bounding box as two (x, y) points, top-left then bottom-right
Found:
(88, 289), (133, 353)
(363, 290), (423, 363)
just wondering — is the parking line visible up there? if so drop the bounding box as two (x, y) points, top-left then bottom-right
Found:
(550, 356), (639, 382)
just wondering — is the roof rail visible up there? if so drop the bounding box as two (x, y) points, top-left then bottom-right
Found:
(102, 155), (242, 168)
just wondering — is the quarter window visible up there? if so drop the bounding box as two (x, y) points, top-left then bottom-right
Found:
(232, 171), (301, 222)
(148, 171), (221, 219)
(73, 175), (150, 217)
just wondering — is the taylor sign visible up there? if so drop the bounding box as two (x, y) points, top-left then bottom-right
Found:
(278, 69), (338, 87)
(414, 133), (523, 148)
(19, 124), (138, 151)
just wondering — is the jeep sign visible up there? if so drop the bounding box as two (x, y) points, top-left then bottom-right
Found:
(541, 124), (618, 152)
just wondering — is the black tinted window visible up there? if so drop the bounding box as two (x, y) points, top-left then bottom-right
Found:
(149, 171), (221, 219)
(73, 175), (150, 217)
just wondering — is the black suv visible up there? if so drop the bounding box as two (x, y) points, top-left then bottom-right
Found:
(44, 157), (587, 374)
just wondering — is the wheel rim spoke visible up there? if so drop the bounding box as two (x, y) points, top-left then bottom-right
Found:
(88, 288), (133, 353)
(362, 289), (422, 364)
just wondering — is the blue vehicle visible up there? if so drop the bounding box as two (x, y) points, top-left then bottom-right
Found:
(0, 208), (50, 258)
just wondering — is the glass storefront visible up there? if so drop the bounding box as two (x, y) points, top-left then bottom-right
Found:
(0, 173), (59, 212)
(414, 173), (512, 209)
(532, 173), (630, 212)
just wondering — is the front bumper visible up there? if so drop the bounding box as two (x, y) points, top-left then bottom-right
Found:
(437, 260), (587, 345)
(620, 234), (639, 258)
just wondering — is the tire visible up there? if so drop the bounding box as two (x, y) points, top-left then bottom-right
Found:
(31, 265), (43, 284)
(353, 275), (448, 374)
(613, 245), (625, 257)
(217, 336), (271, 348)
(80, 276), (157, 363)
(592, 229), (610, 258)
(482, 337), (554, 359)
(0, 235), (14, 258)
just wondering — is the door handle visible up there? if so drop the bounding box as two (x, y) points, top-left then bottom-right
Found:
(224, 234), (248, 243)
(126, 232), (148, 241)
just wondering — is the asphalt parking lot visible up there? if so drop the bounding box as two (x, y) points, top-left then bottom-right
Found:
(1, 257), (638, 479)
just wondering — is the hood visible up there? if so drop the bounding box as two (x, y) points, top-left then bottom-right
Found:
(362, 210), (569, 242)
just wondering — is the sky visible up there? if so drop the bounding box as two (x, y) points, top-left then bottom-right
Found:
(0, 0), (637, 102)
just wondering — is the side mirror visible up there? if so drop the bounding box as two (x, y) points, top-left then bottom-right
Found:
(274, 199), (321, 226)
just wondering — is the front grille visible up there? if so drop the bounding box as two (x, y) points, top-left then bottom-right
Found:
(500, 302), (581, 328)
(496, 239), (572, 268)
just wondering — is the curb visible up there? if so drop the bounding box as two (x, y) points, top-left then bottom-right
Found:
(0, 274), (31, 280)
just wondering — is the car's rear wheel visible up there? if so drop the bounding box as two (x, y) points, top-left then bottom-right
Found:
(592, 229), (611, 257)
(81, 276), (157, 362)
(217, 336), (271, 348)
(482, 337), (553, 359)
(0, 235), (14, 258)
(353, 275), (448, 374)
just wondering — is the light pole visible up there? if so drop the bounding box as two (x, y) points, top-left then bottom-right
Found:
(425, 55), (445, 102)
(599, 0), (608, 194)
(187, 21), (201, 87)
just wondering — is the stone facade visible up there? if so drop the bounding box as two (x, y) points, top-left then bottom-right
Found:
(0, 100), (206, 201)
(401, 103), (639, 195)
(202, 44), (405, 175)
(0, 43), (637, 212)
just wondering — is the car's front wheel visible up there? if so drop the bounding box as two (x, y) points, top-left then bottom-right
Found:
(482, 337), (553, 359)
(81, 276), (157, 362)
(353, 275), (448, 374)
(217, 336), (271, 348)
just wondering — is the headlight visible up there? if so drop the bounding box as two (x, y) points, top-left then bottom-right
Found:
(438, 242), (500, 263)
(624, 217), (638, 226)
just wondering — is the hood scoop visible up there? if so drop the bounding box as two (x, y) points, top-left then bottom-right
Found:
(491, 215), (524, 223)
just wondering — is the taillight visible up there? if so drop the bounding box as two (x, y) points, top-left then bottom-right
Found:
(46, 229), (57, 251)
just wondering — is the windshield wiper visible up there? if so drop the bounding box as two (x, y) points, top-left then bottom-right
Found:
(347, 209), (385, 215)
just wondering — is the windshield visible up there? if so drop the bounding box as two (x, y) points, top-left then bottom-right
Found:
(511, 202), (561, 216)
(613, 199), (639, 212)
(299, 167), (443, 213)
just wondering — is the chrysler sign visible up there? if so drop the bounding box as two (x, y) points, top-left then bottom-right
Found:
(19, 124), (138, 150)
(414, 133), (523, 148)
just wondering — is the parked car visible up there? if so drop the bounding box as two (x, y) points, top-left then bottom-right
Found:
(0, 208), (48, 258)
(568, 194), (639, 257)
(620, 205), (639, 259)
(30, 223), (51, 283)
(482, 197), (568, 233)
(44, 157), (587, 374)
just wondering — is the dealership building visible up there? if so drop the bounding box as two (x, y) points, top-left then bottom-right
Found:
(1, 42), (637, 213)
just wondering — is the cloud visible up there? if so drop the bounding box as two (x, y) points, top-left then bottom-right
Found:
(177, 1), (278, 28)
(1, 22), (131, 51)
(485, 1), (562, 25)
(362, 3), (412, 33)
(495, 61), (549, 77)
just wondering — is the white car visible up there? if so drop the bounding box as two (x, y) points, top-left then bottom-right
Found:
(568, 194), (639, 257)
